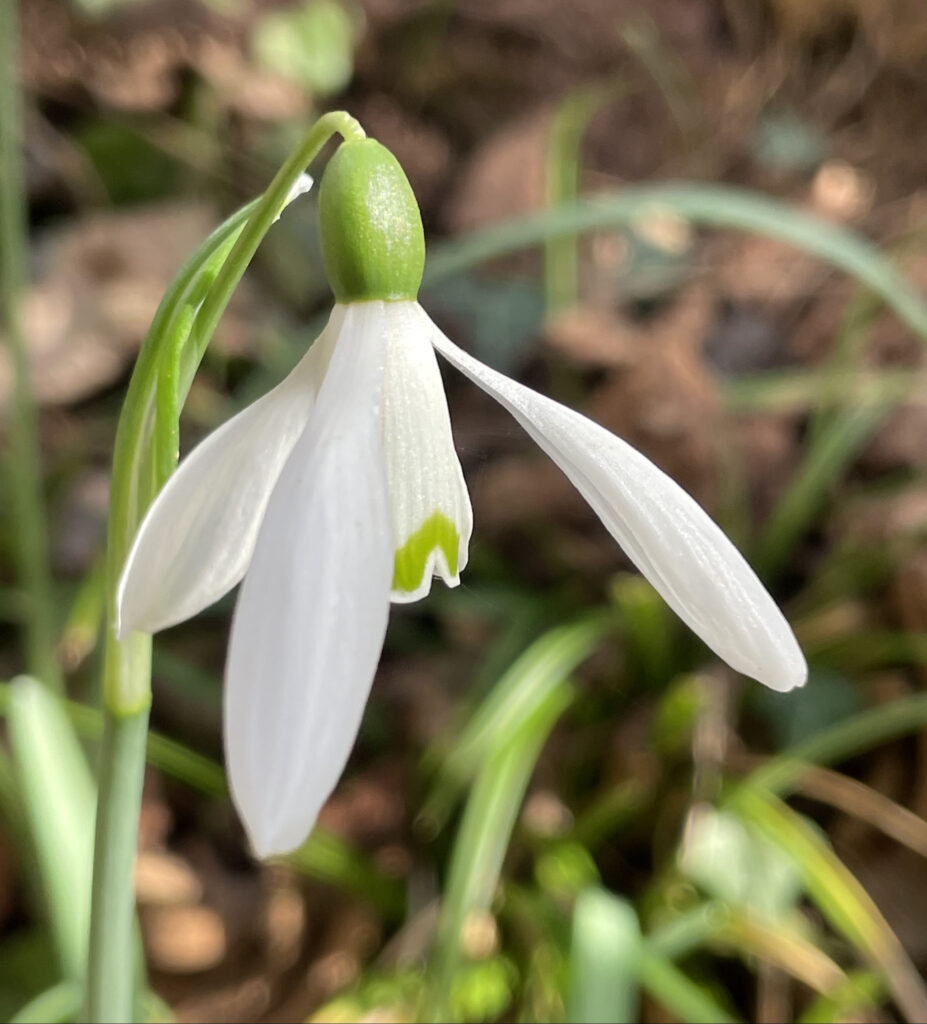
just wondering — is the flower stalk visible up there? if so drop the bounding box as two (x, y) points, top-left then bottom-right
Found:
(85, 110), (363, 1023)
(0, 0), (59, 689)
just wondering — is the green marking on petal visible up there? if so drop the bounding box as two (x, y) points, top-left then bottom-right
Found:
(392, 512), (460, 593)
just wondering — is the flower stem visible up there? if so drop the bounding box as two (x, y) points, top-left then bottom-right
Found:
(85, 706), (150, 1023)
(189, 110), (365, 355)
(85, 110), (364, 1022)
(0, 0), (60, 688)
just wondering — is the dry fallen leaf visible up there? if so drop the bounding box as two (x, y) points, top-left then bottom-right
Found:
(136, 849), (204, 908)
(0, 202), (253, 412)
(445, 107), (551, 234)
(145, 904), (227, 974)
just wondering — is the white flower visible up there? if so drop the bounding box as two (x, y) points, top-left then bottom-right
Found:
(117, 138), (806, 858)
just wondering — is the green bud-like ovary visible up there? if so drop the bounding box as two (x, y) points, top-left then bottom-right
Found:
(318, 139), (425, 303)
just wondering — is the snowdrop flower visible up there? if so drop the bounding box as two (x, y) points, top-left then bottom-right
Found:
(118, 138), (806, 857)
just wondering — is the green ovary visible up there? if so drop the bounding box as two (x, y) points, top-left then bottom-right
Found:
(392, 512), (460, 593)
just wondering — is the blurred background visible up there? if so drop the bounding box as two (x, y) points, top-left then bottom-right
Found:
(4, 0), (927, 1021)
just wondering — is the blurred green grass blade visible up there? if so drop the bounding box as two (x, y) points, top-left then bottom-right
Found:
(648, 903), (731, 960)
(10, 980), (81, 1024)
(731, 788), (876, 951)
(460, 595), (548, 705)
(729, 787), (927, 1021)
(6, 677), (96, 981)
(570, 779), (651, 850)
(425, 184), (927, 342)
(139, 988), (175, 1022)
(0, 685), (399, 914)
(638, 946), (739, 1023)
(723, 367), (919, 415)
(153, 645), (223, 707)
(1, 687), (228, 798)
(806, 629), (927, 673)
(744, 691), (927, 797)
(142, 731), (226, 797)
(545, 82), (625, 315)
(754, 403), (888, 579)
(59, 555), (106, 673)
(0, 0), (59, 688)
(680, 805), (802, 920)
(798, 969), (883, 1024)
(620, 14), (703, 148)
(419, 612), (611, 834)
(611, 574), (674, 687)
(428, 682), (575, 1018)
(568, 889), (641, 1024)
(720, 909), (846, 993)
(805, 286), (885, 445)
(286, 829), (405, 918)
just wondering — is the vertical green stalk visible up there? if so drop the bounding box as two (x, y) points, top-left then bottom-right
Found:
(85, 110), (365, 1023)
(543, 83), (623, 318)
(426, 683), (574, 1019)
(85, 710), (149, 1021)
(568, 890), (641, 1024)
(0, 0), (59, 688)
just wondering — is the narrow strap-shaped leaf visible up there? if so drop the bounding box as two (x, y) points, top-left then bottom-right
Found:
(426, 183), (927, 343)
(6, 677), (96, 981)
(568, 889), (641, 1024)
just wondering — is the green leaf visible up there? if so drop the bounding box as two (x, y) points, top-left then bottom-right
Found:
(6, 677), (96, 982)
(425, 183), (927, 344)
(10, 981), (81, 1024)
(799, 970), (883, 1024)
(0, 682), (401, 917)
(286, 829), (405, 919)
(568, 889), (641, 1024)
(722, 366), (919, 415)
(448, 958), (518, 1023)
(544, 81), (628, 315)
(78, 122), (179, 205)
(253, 0), (360, 96)
(535, 842), (601, 901)
(755, 402), (889, 579)
(637, 946), (739, 1023)
(680, 806), (802, 920)
(418, 611), (612, 834)
(743, 691), (927, 798)
(0, 929), (60, 1021)
(427, 683), (575, 1019)
(651, 675), (707, 756)
(729, 787), (927, 1021)
(611, 573), (676, 689)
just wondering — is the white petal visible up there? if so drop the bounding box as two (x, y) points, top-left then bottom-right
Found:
(379, 302), (472, 603)
(430, 318), (806, 693)
(225, 303), (393, 858)
(117, 308), (345, 636)
(275, 173), (314, 221)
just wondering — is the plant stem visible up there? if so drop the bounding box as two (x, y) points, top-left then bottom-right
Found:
(85, 110), (364, 1023)
(0, 0), (59, 688)
(85, 708), (150, 1022)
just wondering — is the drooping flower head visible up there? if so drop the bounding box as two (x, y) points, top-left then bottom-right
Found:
(118, 135), (806, 857)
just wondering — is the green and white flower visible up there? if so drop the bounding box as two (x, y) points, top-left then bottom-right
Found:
(117, 139), (806, 858)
